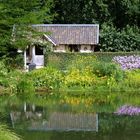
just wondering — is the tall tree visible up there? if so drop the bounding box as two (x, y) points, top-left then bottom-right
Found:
(107, 0), (140, 28)
(52, 0), (112, 24)
(0, 0), (54, 56)
(52, 0), (140, 28)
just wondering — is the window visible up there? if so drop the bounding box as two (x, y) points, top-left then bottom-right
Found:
(35, 45), (43, 55)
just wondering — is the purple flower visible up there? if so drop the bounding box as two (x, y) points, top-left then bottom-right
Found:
(113, 55), (140, 70)
(115, 105), (140, 115)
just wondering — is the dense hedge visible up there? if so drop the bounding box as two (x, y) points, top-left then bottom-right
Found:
(0, 53), (24, 70)
(44, 52), (140, 70)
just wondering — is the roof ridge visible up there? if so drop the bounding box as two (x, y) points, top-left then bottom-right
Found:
(32, 24), (99, 27)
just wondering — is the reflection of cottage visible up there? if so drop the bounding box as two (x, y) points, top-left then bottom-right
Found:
(24, 24), (99, 69)
(10, 110), (98, 131)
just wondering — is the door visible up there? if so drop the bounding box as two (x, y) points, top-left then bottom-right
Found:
(33, 45), (44, 66)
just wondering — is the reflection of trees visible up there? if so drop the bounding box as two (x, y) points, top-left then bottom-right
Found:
(16, 78), (35, 112)
(0, 124), (21, 140)
(6, 103), (140, 140)
(45, 113), (140, 140)
(49, 131), (97, 140)
(99, 113), (140, 134)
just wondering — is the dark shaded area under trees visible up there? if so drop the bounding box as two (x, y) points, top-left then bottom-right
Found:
(0, 0), (140, 57)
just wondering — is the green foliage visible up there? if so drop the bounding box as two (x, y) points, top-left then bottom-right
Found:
(99, 113), (140, 134)
(63, 67), (97, 88)
(53, 0), (139, 28)
(67, 55), (96, 70)
(0, 0), (55, 55)
(45, 52), (108, 70)
(0, 62), (24, 93)
(29, 67), (63, 89)
(100, 23), (140, 52)
(125, 70), (140, 89)
(0, 61), (8, 77)
(45, 52), (140, 69)
(44, 52), (140, 91)
(1, 53), (140, 94)
(62, 55), (97, 88)
(2, 54), (24, 69)
(93, 62), (116, 76)
(0, 61), (9, 89)
(45, 52), (78, 70)
(62, 56), (124, 91)
(92, 61), (124, 82)
(16, 77), (35, 101)
(0, 124), (21, 140)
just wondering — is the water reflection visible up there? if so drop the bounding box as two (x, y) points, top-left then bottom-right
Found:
(11, 110), (98, 131)
(16, 112), (140, 140)
(0, 93), (140, 140)
(9, 103), (140, 140)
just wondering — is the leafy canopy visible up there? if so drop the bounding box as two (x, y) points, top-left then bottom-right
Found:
(0, 0), (54, 55)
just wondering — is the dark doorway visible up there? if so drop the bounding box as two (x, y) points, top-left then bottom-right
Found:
(35, 45), (43, 55)
(68, 45), (80, 52)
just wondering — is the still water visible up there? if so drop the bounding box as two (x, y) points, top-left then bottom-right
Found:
(16, 113), (140, 140)
(0, 92), (140, 140)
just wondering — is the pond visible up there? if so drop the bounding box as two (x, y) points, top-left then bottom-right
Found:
(0, 91), (140, 140)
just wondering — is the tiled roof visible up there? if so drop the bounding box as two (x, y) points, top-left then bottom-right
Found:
(33, 24), (99, 45)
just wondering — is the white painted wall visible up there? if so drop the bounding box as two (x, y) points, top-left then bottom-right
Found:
(54, 45), (66, 52)
(32, 46), (44, 66)
(33, 55), (44, 66)
(80, 45), (92, 53)
(24, 50), (26, 69)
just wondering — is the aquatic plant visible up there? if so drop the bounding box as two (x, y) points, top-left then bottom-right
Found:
(113, 55), (140, 70)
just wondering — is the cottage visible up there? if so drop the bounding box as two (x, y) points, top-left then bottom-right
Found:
(24, 24), (99, 69)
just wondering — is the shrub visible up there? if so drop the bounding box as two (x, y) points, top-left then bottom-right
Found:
(29, 67), (63, 89)
(92, 61), (124, 82)
(0, 61), (8, 77)
(16, 77), (35, 101)
(125, 70), (140, 89)
(100, 23), (140, 52)
(2, 54), (24, 70)
(63, 67), (97, 88)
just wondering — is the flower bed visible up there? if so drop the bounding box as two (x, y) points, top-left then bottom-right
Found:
(115, 105), (140, 115)
(113, 55), (140, 70)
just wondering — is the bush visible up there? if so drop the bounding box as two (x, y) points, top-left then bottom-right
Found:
(63, 67), (97, 88)
(2, 54), (24, 70)
(125, 70), (140, 89)
(92, 61), (124, 82)
(100, 23), (140, 52)
(0, 61), (8, 77)
(29, 67), (63, 89)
